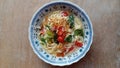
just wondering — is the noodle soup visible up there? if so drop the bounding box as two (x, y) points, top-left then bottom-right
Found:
(39, 10), (84, 57)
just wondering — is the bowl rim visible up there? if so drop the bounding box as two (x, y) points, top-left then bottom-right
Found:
(28, 1), (93, 66)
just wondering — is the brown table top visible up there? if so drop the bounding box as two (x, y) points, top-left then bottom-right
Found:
(0, 0), (120, 68)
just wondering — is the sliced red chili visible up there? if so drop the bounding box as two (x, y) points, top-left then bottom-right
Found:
(68, 46), (74, 52)
(62, 11), (69, 16)
(75, 41), (83, 47)
(57, 52), (64, 57)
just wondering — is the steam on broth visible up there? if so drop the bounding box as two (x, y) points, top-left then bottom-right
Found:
(38, 10), (84, 57)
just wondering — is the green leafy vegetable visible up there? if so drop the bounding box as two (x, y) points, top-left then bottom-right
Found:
(40, 37), (46, 44)
(65, 35), (72, 42)
(74, 29), (84, 37)
(68, 14), (74, 28)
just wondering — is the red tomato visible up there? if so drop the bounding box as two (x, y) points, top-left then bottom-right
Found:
(62, 31), (67, 38)
(62, 11), (68, 16)
(75, 41), (83, 47)
(58, 26), (64, 31)
(57, 26), (66, 36)
(57, 26), (66, 43)
(57, 36), (64, 43)
(57, 30), (63, 36)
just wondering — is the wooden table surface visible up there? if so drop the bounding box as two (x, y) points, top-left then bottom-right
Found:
(0, 0), (120, 68)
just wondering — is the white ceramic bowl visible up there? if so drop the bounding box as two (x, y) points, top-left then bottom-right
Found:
(29, 1), (93, 66)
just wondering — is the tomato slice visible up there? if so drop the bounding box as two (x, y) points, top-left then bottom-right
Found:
(62, 31), (67, 38)
(57, 36), (64, 43)
(57, 30), (63, 36)
(57, 26), (67, 43)
(75, 41), (83, 47)
(58, 26), (64, 31)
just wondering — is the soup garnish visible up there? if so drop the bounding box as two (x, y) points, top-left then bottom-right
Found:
(39, 10), (84, 57)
